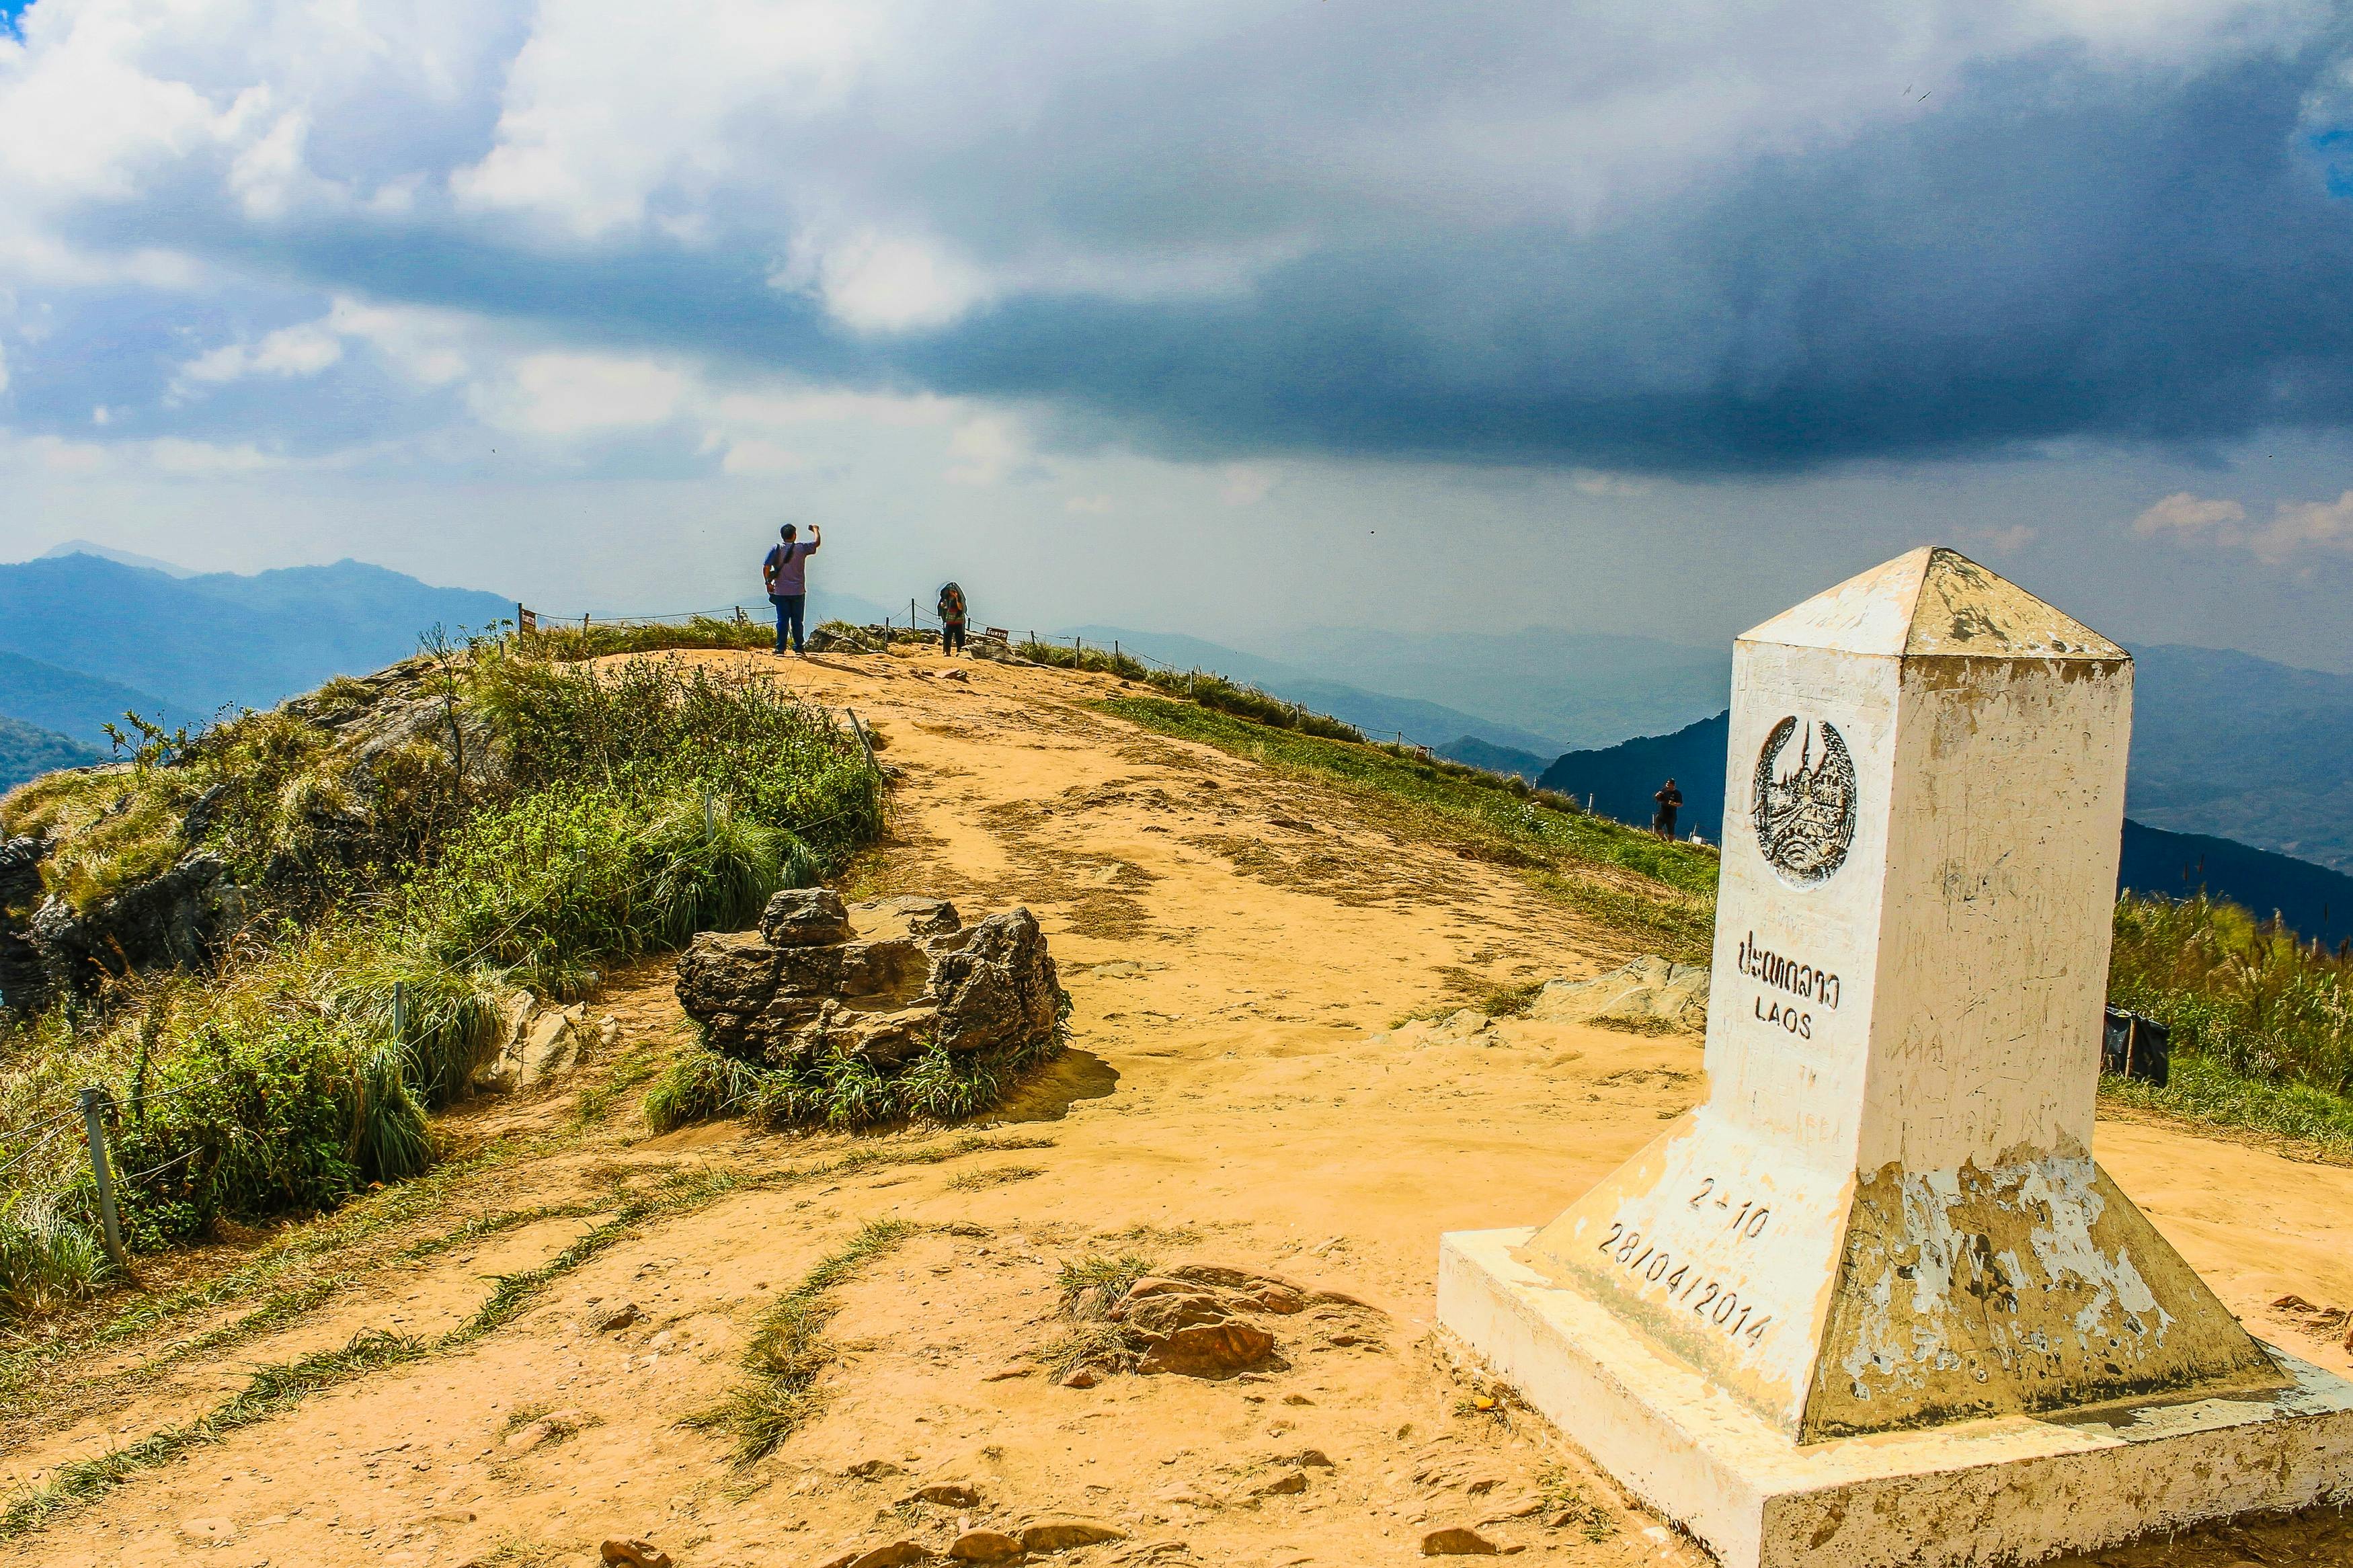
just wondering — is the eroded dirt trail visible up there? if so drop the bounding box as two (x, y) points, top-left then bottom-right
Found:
(11, 649), (2353, 1568)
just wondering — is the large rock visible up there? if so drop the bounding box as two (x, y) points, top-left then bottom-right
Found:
(1526, 954), (1708, 1032)
(676, 897), (1063, 1071)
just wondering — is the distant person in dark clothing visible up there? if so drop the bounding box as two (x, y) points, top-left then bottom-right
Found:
(1653, 778), (1683, 840)
(762, 522), (821, 655)
(938, 581), (967, 655)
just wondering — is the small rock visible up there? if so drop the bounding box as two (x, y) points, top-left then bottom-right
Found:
(845, 1458), (910, 1480)
(1421, 1526), (1501, 1556)
(504, 1420), (556, 1452)
(592, 1301), (643, 1332)
(1059, 1366), (1100, 1389)
(848, 1544), (936, 1568)
(1017, 1519), (1127, 1552)
(982, 1365), (1035, 1382)
(1254, 1473), (1308, 1497)
(601, 1540), (674, 1568)
(598, 1014), (622, 1048)
(760, 887), (855, 947)
(1281, 1394), (1314, 1406)
(1289, 1449), (1334, 1468)
(913, 1483), (982, 1508)
(947, 1528), (1024, 1561)
(177, 1518), (236, 1543)
(1465, 1477), (1501, 1495)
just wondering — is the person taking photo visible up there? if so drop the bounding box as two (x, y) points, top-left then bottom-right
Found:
(763, 522), (821, 656)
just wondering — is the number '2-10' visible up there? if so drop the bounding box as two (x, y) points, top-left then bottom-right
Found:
(1687, 1176), (1771, 1239)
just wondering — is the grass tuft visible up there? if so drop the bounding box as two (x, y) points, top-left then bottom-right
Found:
(1036, 1249), (1159, 1376)
(688, 1217), (918, 1466)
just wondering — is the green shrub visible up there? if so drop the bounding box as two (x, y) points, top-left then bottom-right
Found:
(643, 1051), (768, 1134)
(514, 616), (770, 661)
(0, 1196), (107, 1318)
(2, 647), (888, 1292)
(2109, 894), (2352, 1097)
(95, 1007), (432, 1247)
(1014, 640), (1367, 742)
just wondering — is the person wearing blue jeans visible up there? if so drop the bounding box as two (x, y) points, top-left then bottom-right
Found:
(762, 522), (822, 655)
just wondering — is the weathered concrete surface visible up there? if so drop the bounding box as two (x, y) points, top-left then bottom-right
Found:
(1443, 1227), (2353, 1568)
(1443, 548), (2346, 1562)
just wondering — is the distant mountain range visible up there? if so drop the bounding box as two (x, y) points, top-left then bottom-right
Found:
(1253, 625), (1732, 753)
(1529, 709), (2353, 946)
(1117, 623), (2353, 882)
(0, 650), (206, 749)
(2123, 645), (2353, 876)
(4, 558), (2346, 941)
(1060, 626), (1571, 756)
(0, 553), (516, 718)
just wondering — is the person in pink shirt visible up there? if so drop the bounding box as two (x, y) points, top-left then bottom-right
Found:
(762, 522), (822, 655)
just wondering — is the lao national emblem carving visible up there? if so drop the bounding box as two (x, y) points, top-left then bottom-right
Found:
(1753, 717), (1856, 886)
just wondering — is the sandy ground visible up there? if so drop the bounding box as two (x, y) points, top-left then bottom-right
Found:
(7, 646), (2352, 1568)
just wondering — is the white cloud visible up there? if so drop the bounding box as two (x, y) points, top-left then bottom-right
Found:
(1571, 468), (1650, 498)
(471, 352), (688, 434)
(177, 319), (345, 387)
(946, 414), (1027, 487)
(149, 437), (280, 474)
(777, 231), (992, 334)
(1961, 522), (2037, 555)
(1218, 464), (1276, 507)
(2132, 489), (2353, 564)
(2262, 491), (2353, 560)
(0, 335), (8, 395)
(2132, 491), (2247, 540)
(719, 437), (807, 476)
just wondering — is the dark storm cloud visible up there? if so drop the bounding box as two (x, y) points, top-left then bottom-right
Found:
(12, 7), (2353, 477)
(896, 44), (2353, 470)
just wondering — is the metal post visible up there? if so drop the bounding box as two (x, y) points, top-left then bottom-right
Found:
(704, 792), (717, 837)
(393, 979), (407, 1044)
(79, 1087), (131, 1276)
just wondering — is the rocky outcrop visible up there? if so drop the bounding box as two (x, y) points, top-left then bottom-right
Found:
(1527, 954), (1708, 1032)
(0, 835), (47, 1013)
(676, 890), (1063, 1071)
(472, 997), (604, 1093)
(1, 658), (498, 1014)
(22, 851), (248, 1001)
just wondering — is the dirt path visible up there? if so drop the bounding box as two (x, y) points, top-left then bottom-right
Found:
(10, 648), (2353, 1568)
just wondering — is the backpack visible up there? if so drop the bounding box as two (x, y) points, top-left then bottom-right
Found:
(939, 582), (966, 621)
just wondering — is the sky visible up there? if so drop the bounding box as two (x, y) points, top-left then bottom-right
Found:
(3, 1), (2353, 669)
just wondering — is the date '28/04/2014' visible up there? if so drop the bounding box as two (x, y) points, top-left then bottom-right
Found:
(1594, 1177), (1774, 1348)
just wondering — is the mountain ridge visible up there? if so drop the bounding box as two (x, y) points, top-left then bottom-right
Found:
(1530, 708), (2353, 946)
